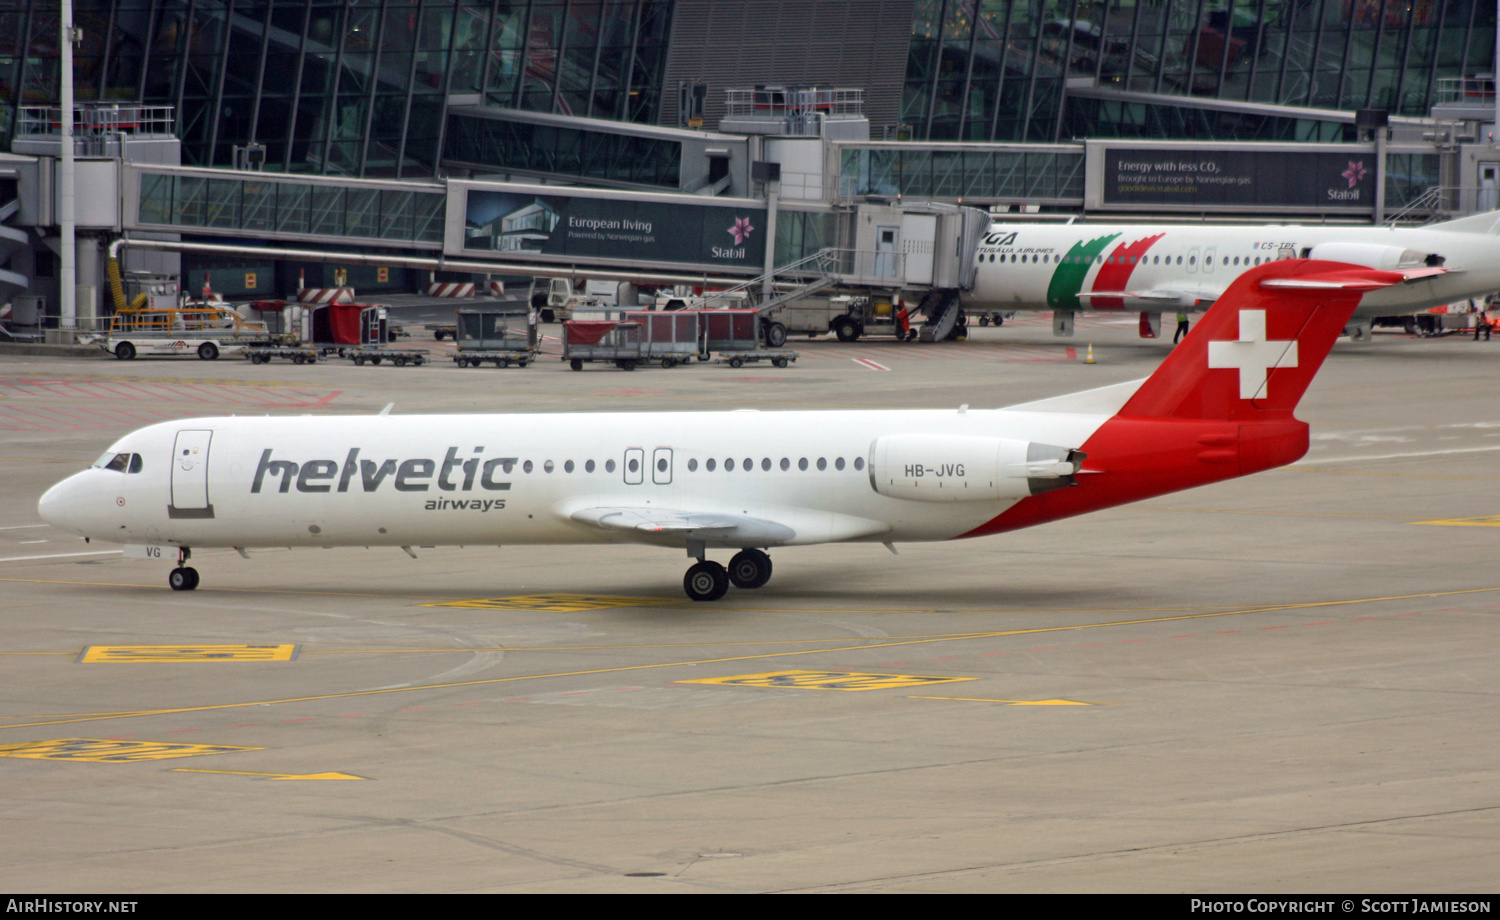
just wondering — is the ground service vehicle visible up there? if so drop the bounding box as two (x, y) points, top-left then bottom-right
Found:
(98, 303), (269, 361)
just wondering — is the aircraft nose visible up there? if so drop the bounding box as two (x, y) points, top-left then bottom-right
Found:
(38, 474), (90, 536)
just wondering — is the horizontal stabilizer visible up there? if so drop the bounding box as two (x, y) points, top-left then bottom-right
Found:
(1394, 266), (1450, 281)
(1259, 268), (1410, 291)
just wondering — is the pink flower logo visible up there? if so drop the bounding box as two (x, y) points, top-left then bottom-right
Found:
(727, 217), (755, 245)
(1341, 161), (1367, 188)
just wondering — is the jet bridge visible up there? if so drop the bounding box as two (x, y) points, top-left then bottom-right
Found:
(9, 113), (989, 334)
(121, 168), (988, 305)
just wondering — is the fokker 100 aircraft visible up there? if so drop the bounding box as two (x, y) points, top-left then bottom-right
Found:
(966, 211), (1500, 337)
(40, 259), (1397, 601)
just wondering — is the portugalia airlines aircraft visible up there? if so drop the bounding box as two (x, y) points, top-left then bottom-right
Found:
(40, 260), (1398, 601)
(967, 211), (1500, 336)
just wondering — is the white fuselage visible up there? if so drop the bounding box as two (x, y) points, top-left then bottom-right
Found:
(966, 222), (1500, 314)
(40, 408), (1113, 552)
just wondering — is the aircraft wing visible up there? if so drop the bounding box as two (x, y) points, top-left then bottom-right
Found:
(569, 506), (798, 544)
(565, 505), (892, 547)
(1074, 289), (1185, 302)
(1074, 283), (1225, 308)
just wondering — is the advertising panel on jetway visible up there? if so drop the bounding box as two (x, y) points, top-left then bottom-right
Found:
(462, 189), (766, 268)
(1103, 148), (1376, 210)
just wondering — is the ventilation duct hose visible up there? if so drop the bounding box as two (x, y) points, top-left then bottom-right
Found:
(106, 255), (128, 313)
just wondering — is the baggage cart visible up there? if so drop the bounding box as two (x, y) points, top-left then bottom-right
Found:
(625, 310), (704, 367)
(697, 308), (798, 368)
(244, 344), (321, 365)
(699, 308), (760, 355)
(713, 350), (797, 369)
(562, 320), (645, 370)
(346, 346), (430, 366)
(452, 307), (538, 368)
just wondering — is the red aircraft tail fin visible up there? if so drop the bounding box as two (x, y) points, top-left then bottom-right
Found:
(963, 260), (1403, 539)
(1116, 260), (1404, 422)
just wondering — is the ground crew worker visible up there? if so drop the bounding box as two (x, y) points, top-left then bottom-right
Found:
(1174, 312), (1190, 344)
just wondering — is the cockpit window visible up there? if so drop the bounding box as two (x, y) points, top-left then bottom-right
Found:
(96, 452), (142, 473)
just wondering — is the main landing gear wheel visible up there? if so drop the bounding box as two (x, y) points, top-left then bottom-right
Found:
(684, 560), (729, 602)
(168, 566), (200, 591)
(727, 549), (772, 589)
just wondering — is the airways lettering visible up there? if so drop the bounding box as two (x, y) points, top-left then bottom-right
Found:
(252, 448), (514, 494)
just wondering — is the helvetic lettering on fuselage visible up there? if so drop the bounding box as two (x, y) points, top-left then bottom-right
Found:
(250, 447), (514, 495)
(38, 260), (1410, 601)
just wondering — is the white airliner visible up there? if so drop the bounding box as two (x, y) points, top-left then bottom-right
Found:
(39, 259), (1399, 601)
(966, 211), (1500, 336)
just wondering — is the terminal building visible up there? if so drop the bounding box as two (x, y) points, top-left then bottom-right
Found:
(1, 0), (1499, 333)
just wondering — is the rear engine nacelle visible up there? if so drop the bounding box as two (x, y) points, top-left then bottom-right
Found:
(1305, 242), (1444, 270)
(869, 435), (1083, 502)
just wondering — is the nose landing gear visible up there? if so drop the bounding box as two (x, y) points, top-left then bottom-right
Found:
(683, 548), (773, 601)
(168, 547), (199, 591)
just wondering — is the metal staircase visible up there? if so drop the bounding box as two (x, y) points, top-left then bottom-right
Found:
(1385, 186), (1456, 226)
(915, 288), (963, 342)
(696, 248), (847, 315)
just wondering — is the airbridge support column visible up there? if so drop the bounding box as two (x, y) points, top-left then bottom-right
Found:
(756, 159), (781, 300)
(75, 234), (101, 329)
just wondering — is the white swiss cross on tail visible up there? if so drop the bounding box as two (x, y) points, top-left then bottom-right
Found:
(1206, 309), (1297, 400)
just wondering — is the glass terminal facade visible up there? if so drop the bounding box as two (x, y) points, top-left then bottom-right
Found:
(26, 0), (674, 176)
(2, 1), (1495, 175)
(905, 0), (1499, 142)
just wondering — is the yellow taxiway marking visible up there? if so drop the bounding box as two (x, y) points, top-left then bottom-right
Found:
(79, 644), (299, 663)
(909, 696), (1095, 706)
(1410, 515), (1500, 527)
(423, 593), (683, 611)
(0, 739), (261, 762)
(2, 584), (1494, 732)
(679, 670), (976, 692)
(173, 769), (365, 781)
